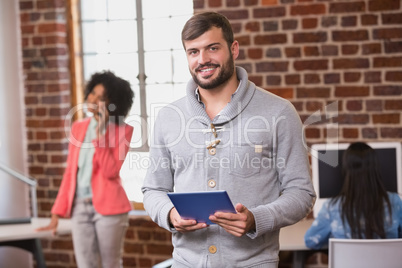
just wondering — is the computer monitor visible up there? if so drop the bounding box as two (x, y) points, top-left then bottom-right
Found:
(311, 142), (402, 218)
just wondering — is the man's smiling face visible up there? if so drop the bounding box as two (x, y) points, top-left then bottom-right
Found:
(184, 26), (236, 90)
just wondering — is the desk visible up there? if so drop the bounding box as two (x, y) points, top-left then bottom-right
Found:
(279, 218), (315, 268)
(0, 218), (72, 268)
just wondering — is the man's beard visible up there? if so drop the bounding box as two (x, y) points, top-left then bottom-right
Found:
(191, 54), (235, 90)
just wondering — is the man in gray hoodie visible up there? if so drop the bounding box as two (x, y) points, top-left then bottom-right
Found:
(142, 12), (316, 268)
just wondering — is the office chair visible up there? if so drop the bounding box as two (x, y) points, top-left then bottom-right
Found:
(329, 238), (402, 268)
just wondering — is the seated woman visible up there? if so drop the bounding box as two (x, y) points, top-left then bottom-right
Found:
(304, 142), (402, 249)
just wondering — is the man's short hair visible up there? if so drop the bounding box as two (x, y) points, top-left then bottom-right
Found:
(181, 12), (234, 49)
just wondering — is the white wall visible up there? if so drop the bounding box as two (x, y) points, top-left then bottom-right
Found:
(0, 0), (31, 267)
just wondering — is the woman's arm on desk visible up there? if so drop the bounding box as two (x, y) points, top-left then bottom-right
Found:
(304, 202), (332, 249)
(35, 214), (59, 235)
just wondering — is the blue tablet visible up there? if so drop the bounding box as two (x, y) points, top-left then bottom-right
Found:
(167, 190), (236, 225)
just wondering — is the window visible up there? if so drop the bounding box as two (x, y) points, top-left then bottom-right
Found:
(71, 0), (193, 201)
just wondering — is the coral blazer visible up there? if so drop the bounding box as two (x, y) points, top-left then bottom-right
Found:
(52, 117), (133, 217)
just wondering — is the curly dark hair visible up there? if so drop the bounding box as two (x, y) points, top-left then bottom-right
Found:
(84, 71), (134, 124)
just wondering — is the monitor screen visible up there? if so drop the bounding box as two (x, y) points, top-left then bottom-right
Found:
(311, 142), (402, 218)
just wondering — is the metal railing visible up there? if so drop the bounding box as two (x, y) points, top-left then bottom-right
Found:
(0, 162), (38, 217)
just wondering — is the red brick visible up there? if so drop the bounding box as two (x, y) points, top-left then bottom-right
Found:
(335, 86), (369, 97)
(304, 46), (320, 57)
(304, 73), (320, 84)
(341, 16), (357, 27)
(343, 128), (359, 138)
(253, 7), (286, 18)
(322, 45), (338, 56)
(346, 100), (363, 111)
(262, 0), (278, 5)
(305, 128), (320, 139)
(385, 100), (402, 110)
(266, 76), (281, 86)
(254, 34), (287, 45)
(282, 19), (298, 30)
(296, 87), (331, 98)
(366, 100), (383, 111)
(374, 85), (402, 95)
(220, 10), (248, 20)
(50, 240), (74, 250)
(306, 101), (323, 111)
(51, 155), (67, 163)
(20, 1), (34, 10)
(294, 60), (328, 71)
(374, 57), (402, 68)
(384, 41), (402, 53)
(285, 47), (301, 58)
(245, 21), (260, 32)
(28, 143), (41, 151)
(329, 2), (366, 13)
(291, 4), (326, 16)
(364, 71), (382, 83)
(37, 0), (66, 9)
(248, 48), (263, 59)
(193, 0), (205, 9)
(29, 166), (45, 175)
(381, 128), (402, 138)
(382, 12), (402, 24)
(291, 101), (303, 111)
(245, 0), (258, 5)
(227, 0), (240, 7)
(146, 244), (173, 255)
(333, 58), (369, 69)
(256, 61), (288, 72)
(362, 43), (382, 54)
(362, 127), (378, 139)
(208, 0), (222, 6)
(38, 23), (66, 33)
(372, 113), (400, 124)
(293, 32), (327, 43)
(386, 71), (402, 82)
(44, 142), (68, 151)
(138, 230), (151, 241)
(45, 35), (67, 45)
(124, 242), (144, 254)
(343, 72), (361, 83)
(342, 44), (359, 55)
(369, 0), (400, 11)
(285, 74), (300, 85)
(324, 73), (340, 84)
(302, 18), (318, 29)
(249, 75), (263, 86)
(361, 14), (378, 25)
(373, 28), (402, 39)
(266, 88), (294, 99)
(336, 114), (369, 124)
(332, 30), (368, 41)
(21, 25), (35, 34)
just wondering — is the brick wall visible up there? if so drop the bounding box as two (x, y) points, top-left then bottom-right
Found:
(195, 0), (402, 145)
(18, 0), (401, 267)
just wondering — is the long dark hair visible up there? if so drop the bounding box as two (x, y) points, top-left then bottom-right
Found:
(331, 142), (392, 239)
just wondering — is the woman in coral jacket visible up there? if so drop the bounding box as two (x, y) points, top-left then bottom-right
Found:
(37, 71), (134, 268)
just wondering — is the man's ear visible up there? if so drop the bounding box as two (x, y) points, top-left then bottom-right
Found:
(231, 40), (240, 60)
